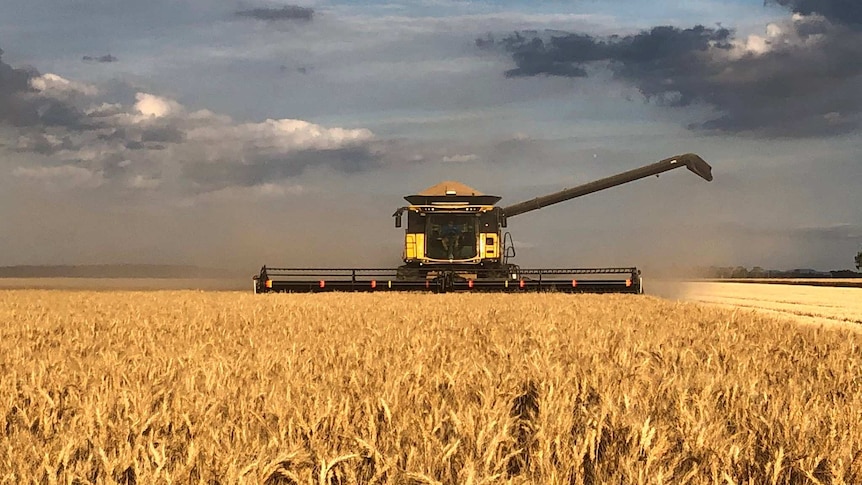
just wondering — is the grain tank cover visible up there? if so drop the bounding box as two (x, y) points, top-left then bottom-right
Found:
(419, 180), (483, 196)
(405, 180), (502, 205)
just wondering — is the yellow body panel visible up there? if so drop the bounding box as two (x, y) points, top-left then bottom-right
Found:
(405, 233), (425, 260)
(416, 233), (425, 259)
(405, 234), (415, 259)
(481, 233), (499, 259)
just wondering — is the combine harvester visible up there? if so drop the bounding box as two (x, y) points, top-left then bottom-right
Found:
(254, 153), (712, 294)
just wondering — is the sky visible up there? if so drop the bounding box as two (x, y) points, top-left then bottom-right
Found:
(0, 0), (860, 272)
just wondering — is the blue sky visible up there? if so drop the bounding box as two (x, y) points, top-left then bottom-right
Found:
(1, 0), (860, 271)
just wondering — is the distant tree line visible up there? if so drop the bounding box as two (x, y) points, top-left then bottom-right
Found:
(699, 266), (862, 279)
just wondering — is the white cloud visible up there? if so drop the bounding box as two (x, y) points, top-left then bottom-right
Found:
(727, 14), (831, 58)
(186, 118), (374, 152)
(442, 153), (478, 162)
(134, 93), (182, 118)
(8, 79), (379, 195)
(766, 23), (783, 38)
(86, 102), (125, 117)
(29, 73), (99, 97)
(739, 33), (771, 55)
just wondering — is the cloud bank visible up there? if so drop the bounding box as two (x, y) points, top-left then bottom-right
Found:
(235, 5), (314, 22)
(769, 0), (862, 26)
(82, 54), (118, 63)
(492, 0), (862, 137)
(1, 47), (377, 200)
(1, 49), (91, 129)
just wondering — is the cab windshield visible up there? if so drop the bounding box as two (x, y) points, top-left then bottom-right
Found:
(427, 214), (477, 260)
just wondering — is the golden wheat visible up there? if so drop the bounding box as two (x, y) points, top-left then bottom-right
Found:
(675, 282), (862, 328)
(1, 291), (861, 484)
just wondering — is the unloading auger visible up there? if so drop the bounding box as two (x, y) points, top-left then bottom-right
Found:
(254, 153), (712, 293)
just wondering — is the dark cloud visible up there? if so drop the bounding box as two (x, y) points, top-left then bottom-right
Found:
(0, 49), (32, 91)
(141, 125), (185, 143)
(493, 6), (862, 137)
(36, 99), (88, 128)
(235, 5), (313, 22)
(1, 47), (90, 129)
(503, 26), (732, 83)
(14, 132), (74, 155)
(98, 128), (127, 141)
(83, 54), (118, 63)
(0, 48), (37, 125)
(768, 0), (862, 26)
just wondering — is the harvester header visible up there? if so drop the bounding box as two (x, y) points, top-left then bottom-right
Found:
(254, 153), (713, 293)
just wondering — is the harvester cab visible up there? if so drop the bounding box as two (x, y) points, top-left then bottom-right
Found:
(255, 153), (712, 293)
(392, 181), (504, 275)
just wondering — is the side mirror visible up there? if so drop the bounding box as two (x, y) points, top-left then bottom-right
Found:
(395, 214), (402, 228)
(500, 214), (507, 228)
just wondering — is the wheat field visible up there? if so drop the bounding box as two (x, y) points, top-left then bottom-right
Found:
(651, 281), (862, 331)
(1, 290), (861, 484)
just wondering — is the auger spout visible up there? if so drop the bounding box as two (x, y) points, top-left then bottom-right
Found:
(500, 153), (712, 218)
